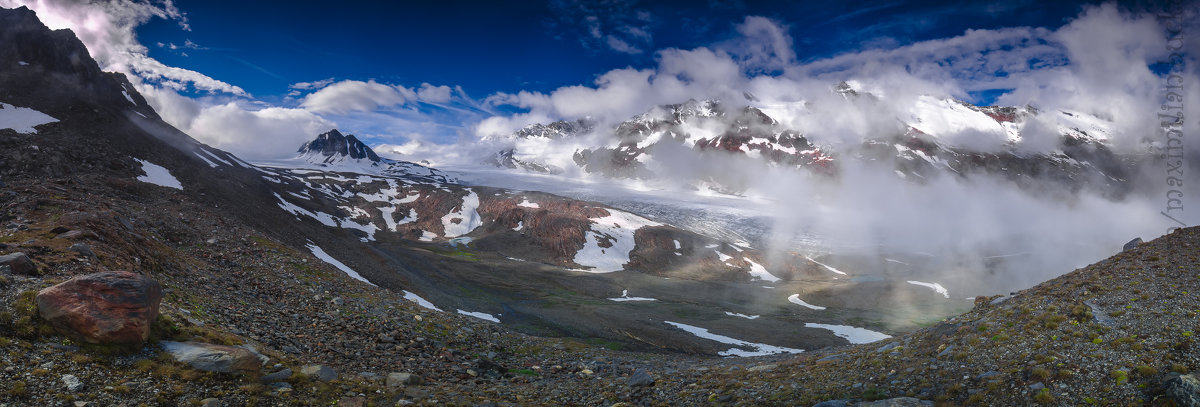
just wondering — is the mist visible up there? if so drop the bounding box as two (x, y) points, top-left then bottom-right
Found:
(397, 3), (1200, 296)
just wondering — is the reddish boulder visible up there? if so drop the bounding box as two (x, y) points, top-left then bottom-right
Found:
(36, 271), (162, 344)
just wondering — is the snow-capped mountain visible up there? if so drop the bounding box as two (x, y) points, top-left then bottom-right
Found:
(486, 86), (1136, 197)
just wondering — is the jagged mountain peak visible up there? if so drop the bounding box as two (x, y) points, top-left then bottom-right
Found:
(298, 129), (381, 163)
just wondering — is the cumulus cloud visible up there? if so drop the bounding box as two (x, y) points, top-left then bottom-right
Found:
(140, 85), (334, 160)
(299, 80), (415, 114)
(3, 0), (242, 95)
(416, 83), (453, 104)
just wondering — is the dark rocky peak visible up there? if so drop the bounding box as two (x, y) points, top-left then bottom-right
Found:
(0, 6), (155, 119)
(298, 129), (381, 162)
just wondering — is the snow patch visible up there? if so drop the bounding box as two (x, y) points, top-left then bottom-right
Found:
(134, 159), (183, 190)
(307, 244), (375, 286)
(805, 323), (891, 344)
(743, 258), (780, 282)
(787, 294), (826, 310)
(805, 256), (846, 275)
(608, 289), (657, 302)
(725, 312), (760, 320)
(517, 198), (540, 208)
(906, 280), (950, 298)
(418, 230), (437, 242)
(0, 103), (58, 134)
(441, 189), (482, 237)
(402, 290), (442, 311)
(664, 321), (803, 357)
(572, 208), (662, 272)
(457, 310), (499, 323)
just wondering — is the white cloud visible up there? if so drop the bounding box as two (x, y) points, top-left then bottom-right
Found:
(299, 80), (415, 114)
(140, 85), (334, 160)
(3, 0), (242, 95)
(416, 83), (453, 103)
(289, 78), (336, 90)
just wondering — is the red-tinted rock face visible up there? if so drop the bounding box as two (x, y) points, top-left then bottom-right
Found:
(36, 271), (162, 345)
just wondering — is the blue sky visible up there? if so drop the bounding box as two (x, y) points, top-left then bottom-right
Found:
(136, 0), (1100, 101)
(4, 0), (1190, 160)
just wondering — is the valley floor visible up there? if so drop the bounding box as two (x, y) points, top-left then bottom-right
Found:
(1, 175), (1198, 406)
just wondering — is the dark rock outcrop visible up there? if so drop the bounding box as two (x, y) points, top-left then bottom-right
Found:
(298, 129), (381, 162)
(35, 271), (162, 344)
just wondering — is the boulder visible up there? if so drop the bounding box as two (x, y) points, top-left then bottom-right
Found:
(68, 243), (95, 258)
(0, 252), (36, 275)
(1163, 373), (1200, 407)
(36, 271), (161, 344)
(856, 397), (933, 407)
(301, 364), (337, 381)
(161, 341), (264, 373)
(627, 369), (654, 387)
(386, 372), (422, 388)
(61, 374), (84, 392)
(1123, 237), (1143, 251)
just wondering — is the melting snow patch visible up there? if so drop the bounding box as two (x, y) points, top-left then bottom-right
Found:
(273, 193), (337, 226)
(402, 290), (441, 311)
(457, 310), (499, 323)
(442, 189), (482, 237)
(193, 152), (219, 168)
(673, 240), (681, 250)
(517, 198), (540, 208)
(804, 256), (847, 275)
(725, 312), (760, 320)
(306, 244), (375, 286)
(0, 103), (58, 134)
(805, 323), (891, 344)
(379, 207), (399, 231)
(573, 208), (662, 272)
(17, 61), (28, 66)
(906, 281), (950, 298)
(512, 221), (523, 232)
(121, 89), (136, 105)
(787, 294), (826, 310)
(608, 289), (657, 302)
(397, 192), (420, 204)
(418, 230), (437, 242)
(134, 159), (183, 190)
(743, 258), (780, 282)
(715, 250), (733, 262)
(664, 321), (803, 357)
(397, 208), (418, 225)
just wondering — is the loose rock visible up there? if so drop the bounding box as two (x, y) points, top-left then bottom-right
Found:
(161, 341), (263, 373)
(0, 252), (36, 275)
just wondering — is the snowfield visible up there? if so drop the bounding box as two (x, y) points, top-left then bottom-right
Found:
(442, 188), (482, 237)
(573, 208), (662, 272)
(134, 159), (183, 190)
(0, 102), (57, 134)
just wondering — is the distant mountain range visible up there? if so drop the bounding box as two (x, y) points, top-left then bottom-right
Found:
(483, 86), (1140, 198)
